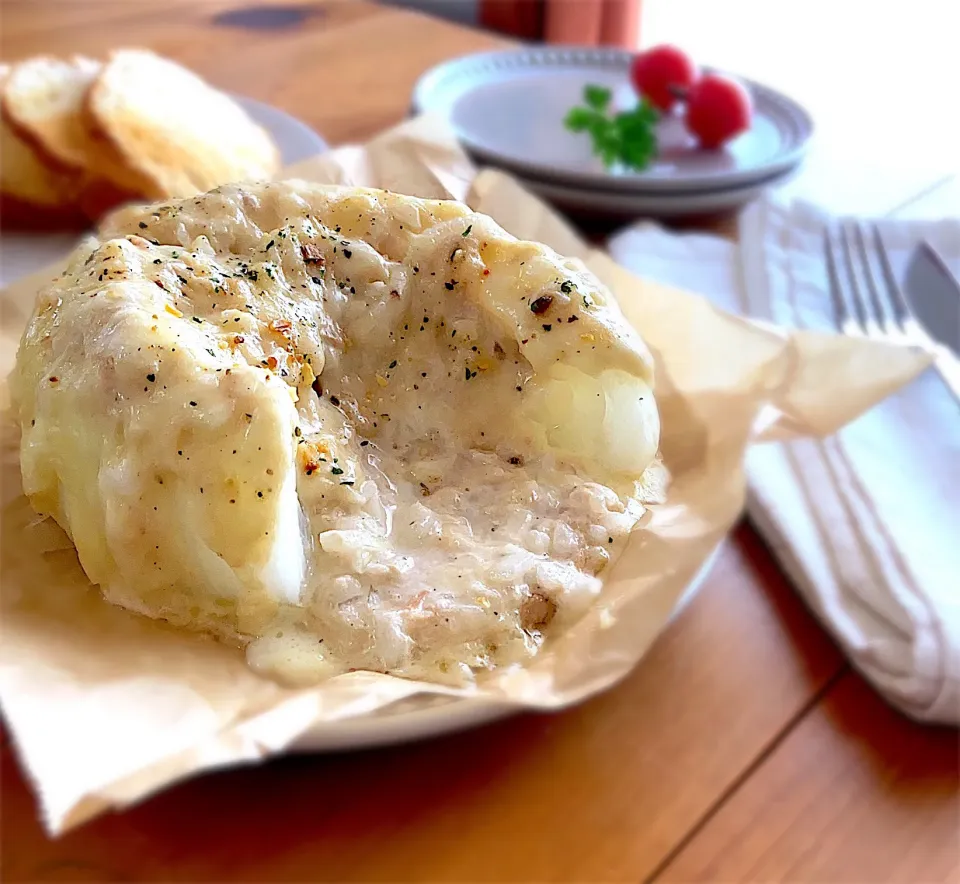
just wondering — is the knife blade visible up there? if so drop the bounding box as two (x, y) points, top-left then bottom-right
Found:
(904, 241), (960, 355)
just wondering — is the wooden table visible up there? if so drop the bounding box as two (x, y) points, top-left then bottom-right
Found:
(2, 2), (957, 881)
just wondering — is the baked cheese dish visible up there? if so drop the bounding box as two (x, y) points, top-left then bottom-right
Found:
(13, 182), (663, 685)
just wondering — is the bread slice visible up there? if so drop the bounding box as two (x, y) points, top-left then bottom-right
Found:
(87, 49), (280, 198)
(0, 64), (83, 223)
(3, 54), (154, 199)
(3, 56), (101, 170)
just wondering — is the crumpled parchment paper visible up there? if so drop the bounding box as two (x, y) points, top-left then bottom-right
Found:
(0, 114), (930, 834)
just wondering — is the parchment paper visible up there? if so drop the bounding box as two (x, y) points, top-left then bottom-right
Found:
(0, 114), (931, 834)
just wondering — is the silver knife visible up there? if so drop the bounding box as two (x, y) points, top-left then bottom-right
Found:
(904, 241), (960, 355)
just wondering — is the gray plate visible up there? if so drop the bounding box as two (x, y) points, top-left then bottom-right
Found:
(518, 165), (798, 219)
(413, 48), (813, 194)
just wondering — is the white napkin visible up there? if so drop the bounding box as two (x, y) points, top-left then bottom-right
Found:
(609, 198), (960, 724)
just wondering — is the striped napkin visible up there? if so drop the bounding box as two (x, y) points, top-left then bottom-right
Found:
(608, 197), (960, 724)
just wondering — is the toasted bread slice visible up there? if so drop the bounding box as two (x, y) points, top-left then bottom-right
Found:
(87, 49), (280, 198)
(3, 54), (154, 197)
(3, 55), (101, 170)
(0, 64), (81, 219)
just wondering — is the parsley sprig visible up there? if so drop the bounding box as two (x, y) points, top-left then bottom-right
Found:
(564, 85), (660, 172)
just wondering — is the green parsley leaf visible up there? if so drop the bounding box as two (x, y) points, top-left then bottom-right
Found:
(584, 84), (612, 112)
(563, 85), (660, 172)
(564, 106), (599, 133)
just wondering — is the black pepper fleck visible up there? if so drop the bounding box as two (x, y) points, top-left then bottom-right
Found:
(530, 295), (554, 315)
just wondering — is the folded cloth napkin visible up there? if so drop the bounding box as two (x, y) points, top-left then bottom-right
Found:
(608, 197), (960, 724)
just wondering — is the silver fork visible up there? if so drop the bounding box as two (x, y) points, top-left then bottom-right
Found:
(824, 220), (960, 403)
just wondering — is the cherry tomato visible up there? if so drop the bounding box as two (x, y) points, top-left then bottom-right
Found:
(684, 73), (753, 149)
(630, 45), (699, 112)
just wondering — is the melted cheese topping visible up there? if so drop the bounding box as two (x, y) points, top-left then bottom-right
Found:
(13, 182), (662, 685)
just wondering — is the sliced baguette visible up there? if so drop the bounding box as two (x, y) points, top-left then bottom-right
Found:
(0, 64), (83, 224)
(3, 54), (154, 197)
(87, 49), (280, 197)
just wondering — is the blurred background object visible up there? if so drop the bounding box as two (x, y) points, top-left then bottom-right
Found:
(386, 0), (642, 45)
(396, 0), (957, 217)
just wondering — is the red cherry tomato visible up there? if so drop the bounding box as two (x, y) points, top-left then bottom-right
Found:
(630, 45), (699, 112)
(685, 73), (753, 149)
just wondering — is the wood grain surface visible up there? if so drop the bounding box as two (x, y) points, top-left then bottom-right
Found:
(1, 1), (957, 881)
(658, 672), (960, 883)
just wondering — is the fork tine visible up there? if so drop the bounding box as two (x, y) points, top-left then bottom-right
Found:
(870, 225), (917, 337)
(852, 222), (904, 339)
(823, 226), (862, 336)
(826, 221), (960, 406)
(840, 220), (880, 334)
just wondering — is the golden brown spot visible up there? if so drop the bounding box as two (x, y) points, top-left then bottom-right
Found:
(300, 244), (325, 265)
(519, 592), (557, 632)
(268, 319), (294, 341)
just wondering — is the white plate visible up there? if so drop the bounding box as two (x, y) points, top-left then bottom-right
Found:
(517, 165), (799, 220)
(0, 96), (327, 289)
(242, 95), (328, 167)
(412, 48), (813, 194)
